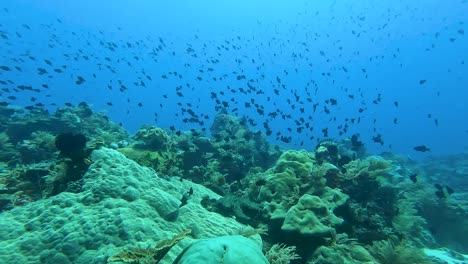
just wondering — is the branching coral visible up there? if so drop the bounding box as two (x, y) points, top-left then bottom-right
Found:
(265, 243), (300, 264)
(392, 198), (432, 246)
(0, 132), (17, 163)
(108, 229), (191, 264)
(368, 238), (435, 264)
(18, 131), (56, 163)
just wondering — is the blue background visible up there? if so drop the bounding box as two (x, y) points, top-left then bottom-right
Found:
(0, 0), (467, 158)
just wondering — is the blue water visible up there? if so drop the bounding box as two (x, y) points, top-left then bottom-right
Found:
(0, 0), (467, 158)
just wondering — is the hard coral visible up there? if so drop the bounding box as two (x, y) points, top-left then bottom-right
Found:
(281, 193), (346, 237)
(0, 132), (17, 163)
(265, 243), (301, 264)
(134, 126), (170, 150)
(108, 229), (191, 264)
(201, 193), (263, 225)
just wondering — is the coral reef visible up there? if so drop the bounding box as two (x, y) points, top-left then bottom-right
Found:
(134, 126), (170, 150)
(108, 229), (192, 264)
(310, 235), (376, 264)
(119, 113), (281, 196)
(0, 104), (465, 264)
(281, 193), (347, 237)
(265, 243), (301, 264)
(0, 132), (17, 164)
(0, 148), (260, 263)
(173, 235), (269, 264)
(17, 131), (56, 163)
(368, 237), (435, 264)
(5, 102), (128, 154)
(201, 193), (263, 224)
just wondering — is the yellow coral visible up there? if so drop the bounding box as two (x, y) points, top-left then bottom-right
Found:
(108, 229), (191, 264)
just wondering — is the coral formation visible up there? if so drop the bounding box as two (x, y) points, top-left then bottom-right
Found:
(108, 229), (192, 263)
(172, 235), (268, 264)
(281, 194), (345, 237)
(368, 238), (435, 264)
(201, 193), (263, 224)
(311, 237), (376, 263)
(265, 243), (301, 264)
(134, 126), (170, 150)
(0, 105), (465, 264)
(0, 148), (260, 263)
(0, 132), (17, 164)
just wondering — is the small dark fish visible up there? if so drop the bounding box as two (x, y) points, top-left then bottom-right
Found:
(75, 76), (86, 85)
(409, 173), (417, 183)
(351, 134), (364, 151)
(372, 134), (383, 145)
(179, 187), (194, 208)
(37, 68), (47, 75)
(414, 145), (430, 152)
(419, 80), (426, 85)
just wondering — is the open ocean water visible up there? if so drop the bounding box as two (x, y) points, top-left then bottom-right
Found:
(0, 1), (467, 264)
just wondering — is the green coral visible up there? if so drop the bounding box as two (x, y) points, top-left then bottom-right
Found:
(252, 150), (337, 221)
(118, 147), (182, 177)
(17, 131), (56, 163)
(265, 243), (300, 264)
(281, 192), (347, 237)
(134, 126), (170, 150)
(258, 150), (314, 203)
(368, 238), (435, 264)
(0, 132), (17, 163)
(201, 193), (263, 224)
(311, 237), (376, 264)
(343, 156), (394, 184)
